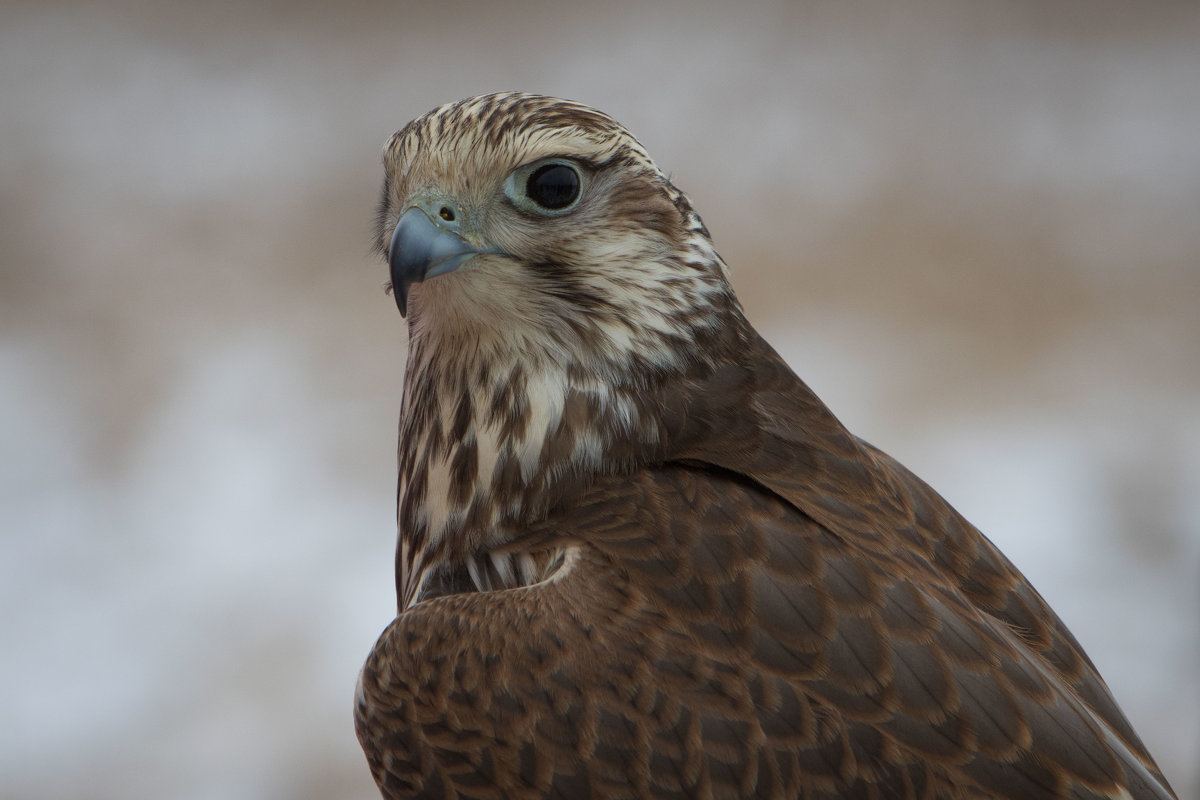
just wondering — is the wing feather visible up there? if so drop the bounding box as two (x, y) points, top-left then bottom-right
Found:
(357, 455), (1171, 798)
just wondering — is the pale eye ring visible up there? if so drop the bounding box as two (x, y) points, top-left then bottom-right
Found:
(504, 159), (585, 215)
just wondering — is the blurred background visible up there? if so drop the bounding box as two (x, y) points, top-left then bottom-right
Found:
(2, 1), (1197, 798)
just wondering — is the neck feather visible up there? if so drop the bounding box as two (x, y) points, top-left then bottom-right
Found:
(395, 332), (672, 606)
(394, 206), (736, 608)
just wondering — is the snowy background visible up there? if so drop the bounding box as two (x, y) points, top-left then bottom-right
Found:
(1, 1), (1197, 798)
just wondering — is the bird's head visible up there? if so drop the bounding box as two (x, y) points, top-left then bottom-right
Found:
(377, 94), (748, 604)
(377, 92), (736, 379)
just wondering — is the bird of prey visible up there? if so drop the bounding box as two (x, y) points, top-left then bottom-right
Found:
(355, 92), (1176, 800)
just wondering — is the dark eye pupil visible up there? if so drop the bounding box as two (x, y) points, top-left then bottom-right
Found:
(526, 164), (580, 210)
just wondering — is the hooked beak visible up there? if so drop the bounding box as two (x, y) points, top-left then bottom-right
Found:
(387, 207), (495, 317)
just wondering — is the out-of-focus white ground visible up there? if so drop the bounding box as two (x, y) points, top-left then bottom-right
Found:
(1, 2), (1196, 798)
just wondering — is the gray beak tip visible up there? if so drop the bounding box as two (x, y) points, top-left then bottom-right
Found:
(389, 280), (408, 318)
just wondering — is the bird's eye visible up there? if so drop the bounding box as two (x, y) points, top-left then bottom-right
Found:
(503, 159), (585, 215)
(524, 163), (581, 211)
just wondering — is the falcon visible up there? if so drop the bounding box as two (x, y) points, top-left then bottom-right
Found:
(355, 92), (1176, 800)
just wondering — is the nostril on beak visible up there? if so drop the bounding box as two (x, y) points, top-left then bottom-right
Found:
(438, 206), (455, 222)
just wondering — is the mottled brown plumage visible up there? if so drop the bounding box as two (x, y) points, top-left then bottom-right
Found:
(355, 93), (1176, 799)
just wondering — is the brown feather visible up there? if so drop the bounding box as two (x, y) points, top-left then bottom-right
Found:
(356, 93), (1176, 800)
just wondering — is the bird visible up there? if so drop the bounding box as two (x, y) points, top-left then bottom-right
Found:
(354, 92), (1177, 800)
